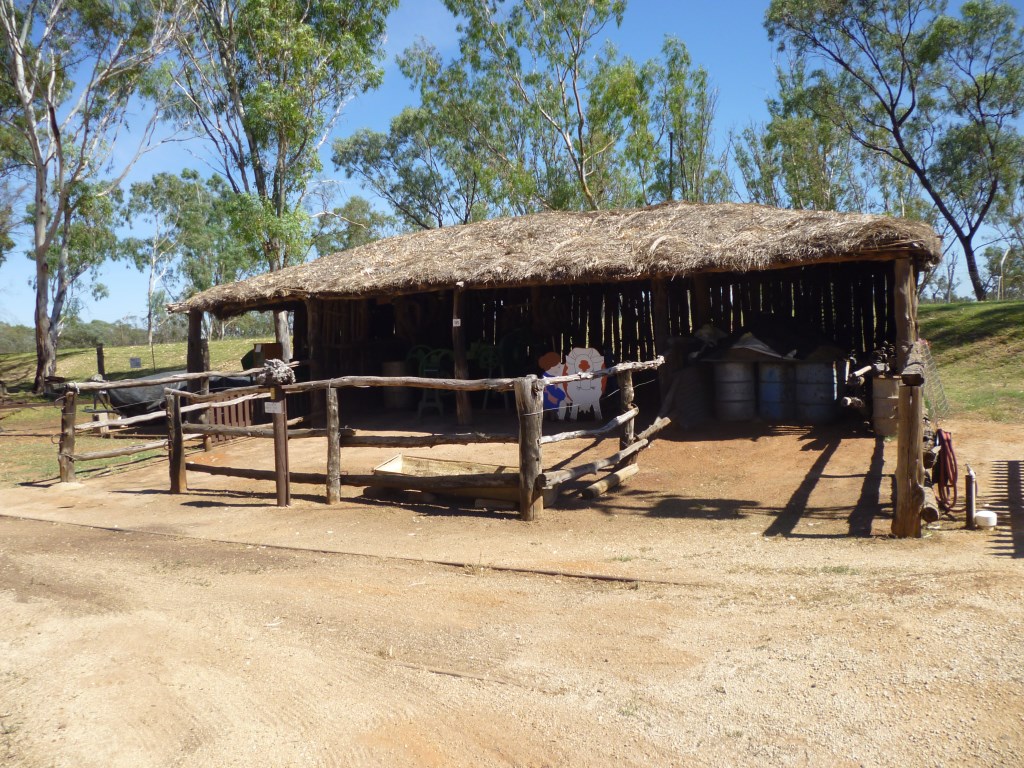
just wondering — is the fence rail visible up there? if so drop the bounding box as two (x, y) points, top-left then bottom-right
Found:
(172, 356), (667, 520)
(59, 356), (669, 519)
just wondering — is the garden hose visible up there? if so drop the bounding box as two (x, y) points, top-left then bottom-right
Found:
(933, 428), (958, 512)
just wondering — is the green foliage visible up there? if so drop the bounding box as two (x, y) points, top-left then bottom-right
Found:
(734, 62), (869, 211)
(984, 246), (1024, 299)
(311, 196), (400, 254)
(0, 322), (34, 354)
(172, 0), (398, 273)
(765, 0), (1024, 300)
(336, 2), (729, 223)
(0, 0), (182, 390)
(333, 102), (490, 228)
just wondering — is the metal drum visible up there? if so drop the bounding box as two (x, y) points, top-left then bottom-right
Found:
(758, 361), (795, 422)
(795, 362), (838, 423)
(714, 361), (756, 422)
(872, 376), (899, 437)
(381, 360), (414, 409)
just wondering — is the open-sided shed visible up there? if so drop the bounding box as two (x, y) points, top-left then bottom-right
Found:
(170, 200), (942, 534)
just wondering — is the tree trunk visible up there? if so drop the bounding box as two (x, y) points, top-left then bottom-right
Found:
(32, 175), (52, 394)
(147, 249), (157, 348)
(960, 238), (986, 301)
(273, 309), (292, 362)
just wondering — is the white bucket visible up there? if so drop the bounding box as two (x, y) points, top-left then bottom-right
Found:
(975, 509), (998, 529)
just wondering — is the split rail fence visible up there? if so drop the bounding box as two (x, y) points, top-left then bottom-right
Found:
(55, 364), (303, 482)
(166, 356), (667, 520)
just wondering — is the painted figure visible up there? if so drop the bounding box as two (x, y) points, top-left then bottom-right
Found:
(564, 347), (606, 420)
(538, 351), (569, 420)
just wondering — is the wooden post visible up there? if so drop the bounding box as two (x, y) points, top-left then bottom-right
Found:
(306, 299), (326, 425)
(166, 391), (186, 493)
(966, 465), (977, 530)
(617, 370), (636, 453)
(452, 285), (472, 426)
(199, 374), (211, 452)
(95, 344), (105, 378)
(894, 259), (917, 372)
(652, 278), (671, 395)
(270, 386), (291, 507)
(326, 386), (341, 504)
(186, 310), (206, 379)
(58, 388), (77, 483)
(892, 383), (925, 538)
(514, 375), (544, 521)
(691, 274), (711, 330)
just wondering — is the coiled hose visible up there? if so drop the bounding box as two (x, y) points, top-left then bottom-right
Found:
(933, 429), (958, 512)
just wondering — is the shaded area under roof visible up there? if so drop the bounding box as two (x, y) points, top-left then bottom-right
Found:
(170, 200), (942, 318)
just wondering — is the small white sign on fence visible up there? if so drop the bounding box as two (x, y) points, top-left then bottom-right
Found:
(129, 357), (143, 369)
(264, 400), (283, 414)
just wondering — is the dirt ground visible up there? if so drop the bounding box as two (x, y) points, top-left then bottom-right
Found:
(1, 417), (1022, 767)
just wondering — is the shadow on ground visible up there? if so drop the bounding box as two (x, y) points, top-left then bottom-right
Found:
(987, 460), (1024, 559)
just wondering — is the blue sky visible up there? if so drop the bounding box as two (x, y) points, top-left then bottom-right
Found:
(1, 0), (779, 327)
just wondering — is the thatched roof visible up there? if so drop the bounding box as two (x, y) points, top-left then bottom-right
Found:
(170, 200), (941, 317)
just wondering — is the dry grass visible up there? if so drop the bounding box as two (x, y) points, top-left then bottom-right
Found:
(172, 201), (941, 316)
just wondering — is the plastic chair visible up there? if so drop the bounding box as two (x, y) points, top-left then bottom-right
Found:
(469, 342), (505, 410)
(417, 348), (454, 420)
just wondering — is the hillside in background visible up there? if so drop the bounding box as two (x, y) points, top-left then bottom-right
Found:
(0, 300), (1021, 422)
(0, 338), (271, 391)
(918, 300), (1024, 423)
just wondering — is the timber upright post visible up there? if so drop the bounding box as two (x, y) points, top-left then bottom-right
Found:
(892, 258), (925, 537)
(166, 391), (186, 493)
(306, 299), (327, 425)
(95, 344), (105, 378)
(652, 279), (671, 395)
(325, 386), (341, 504)
(452, 284), (472, 426)
(58, 386), (77, 483)
(617, 370), (637, 460)
(514, 375), (544, 521)
(270, 386), (290, 507)
(186, 310), (212, 450)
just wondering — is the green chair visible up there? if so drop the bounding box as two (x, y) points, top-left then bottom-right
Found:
(416, 348), (454, 420)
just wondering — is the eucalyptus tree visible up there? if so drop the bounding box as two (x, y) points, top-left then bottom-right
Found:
(124, 172), (206, 346)
(310, 195), (400, 254)
(766, 0), (1024, 300)
(0, 0), (182, 391)
(335, 2), (727, 221)
(170, 0), (397, 358)
(733, 62), (869, 211)
(46, 184), (125, 342)
(591, 36), (731, 206)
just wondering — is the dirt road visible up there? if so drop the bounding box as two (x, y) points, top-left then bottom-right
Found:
(1, 419), (1022, 766)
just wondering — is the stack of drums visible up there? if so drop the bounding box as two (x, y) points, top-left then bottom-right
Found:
(795, 362), (839, 423)
(713, 360), (841, 424)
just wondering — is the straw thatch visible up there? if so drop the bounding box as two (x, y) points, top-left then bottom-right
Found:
(170, 200), (941, 316)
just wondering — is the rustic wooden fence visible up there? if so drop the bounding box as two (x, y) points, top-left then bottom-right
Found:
(169, 357), (667, 520)
(55, 364), (302, 481)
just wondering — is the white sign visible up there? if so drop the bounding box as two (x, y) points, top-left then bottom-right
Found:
(452, 318), (462, 328)
(264, 400), (283, 414)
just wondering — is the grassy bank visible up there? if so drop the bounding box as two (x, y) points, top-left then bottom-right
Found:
(0, 337), (271, 391)
(918, 300), (1024, 423)
(0, 338), (270, 486)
